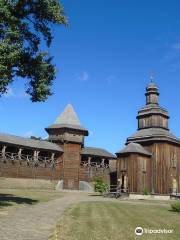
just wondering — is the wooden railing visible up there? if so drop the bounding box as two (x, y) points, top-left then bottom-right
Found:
(80, 161), (109, 168)
(0, 151), (59, 168)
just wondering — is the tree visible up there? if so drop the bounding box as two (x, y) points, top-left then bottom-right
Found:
(30, 136), (42, 140)
(0, 0), (67, 102)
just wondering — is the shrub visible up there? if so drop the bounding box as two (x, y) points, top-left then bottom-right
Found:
(143, 188), (149, 195)
(94, 177), (108, 194)
(171, 202), (180, 212)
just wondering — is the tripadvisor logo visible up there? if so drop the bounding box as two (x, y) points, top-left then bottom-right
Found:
(135, 227), (143, 236)
(135, 226), (174, 236)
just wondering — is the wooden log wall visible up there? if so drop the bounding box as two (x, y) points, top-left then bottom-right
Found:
(62, 143), (81, 190)
(117, 142), (180, 194)
(0, 157), (63, 180)
(142, 142), (180, 194)
(117, 154), (152, 193)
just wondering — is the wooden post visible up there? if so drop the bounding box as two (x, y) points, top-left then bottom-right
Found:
(51, 152), (55, 181)
(17, 148), (22, 178)
(88, 156), (91, 166)
(33, 150), (38, 181)
(36, 151), (40, 161)
(87, 156), (92, 179)
(101, 158), (105, 167)
(18, 148), (22, 160)
(33, 150), (37, 161)
(2, 145), (7, 159)
(51, 152), (55, 161)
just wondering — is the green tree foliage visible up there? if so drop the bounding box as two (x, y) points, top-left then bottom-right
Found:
(0, 0), (67, 102)
(94, 177), (108, 194)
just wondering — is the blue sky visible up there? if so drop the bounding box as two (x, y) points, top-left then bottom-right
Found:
(1, 0), (180, 153)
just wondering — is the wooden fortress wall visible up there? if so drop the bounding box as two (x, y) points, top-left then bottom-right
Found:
(0, 143), (112, 190)
(0, 157), (63, 180)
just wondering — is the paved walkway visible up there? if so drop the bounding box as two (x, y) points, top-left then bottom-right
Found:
(0, 193), (106, 240)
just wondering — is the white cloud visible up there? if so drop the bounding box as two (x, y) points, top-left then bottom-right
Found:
(4, 87), (28, 99)
(77, 71), (89, 82)
(4, 88), (15, 98)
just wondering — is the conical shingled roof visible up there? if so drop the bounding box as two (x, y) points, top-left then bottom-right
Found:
(55, 104), (81, 126)
(46, 104), (88, 135)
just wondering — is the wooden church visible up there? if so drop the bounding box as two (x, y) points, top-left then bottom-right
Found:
(116, 81), (180, 195)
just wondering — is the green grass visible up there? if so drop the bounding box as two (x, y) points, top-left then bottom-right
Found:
(0, 177), (62, 213)
(0, 188), (62, 216)
(0, 188), (62, 202)
(50, 201), (180, 240)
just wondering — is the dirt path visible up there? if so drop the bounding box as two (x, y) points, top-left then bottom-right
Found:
(0, 193), (106, 240)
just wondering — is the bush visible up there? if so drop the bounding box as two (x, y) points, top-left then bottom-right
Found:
(143, 188), (150, 195)
(171, 202), (180, 212)
(94, 177), (108, 194)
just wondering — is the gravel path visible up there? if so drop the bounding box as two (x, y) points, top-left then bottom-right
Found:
(0, 193), (106, 240)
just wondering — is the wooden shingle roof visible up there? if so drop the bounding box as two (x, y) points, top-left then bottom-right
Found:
(0, 133), (63, 152)
(116, 142), (152, 157)
(127, 128), (180, 145)
(46, 104), (88, 135)
(81, 147), (116, 159)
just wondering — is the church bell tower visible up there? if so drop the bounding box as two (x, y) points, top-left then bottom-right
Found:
(137, 81), (169, 130)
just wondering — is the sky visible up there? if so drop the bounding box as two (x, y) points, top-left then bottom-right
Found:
(1, 0), (180, 153)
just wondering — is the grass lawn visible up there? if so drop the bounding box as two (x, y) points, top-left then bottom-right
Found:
(0, 177), (63, 215)
(0, 188), (62, 216)
(50, 200), (180, 240)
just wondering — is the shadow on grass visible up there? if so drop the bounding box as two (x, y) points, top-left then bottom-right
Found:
(168, 209), (180, 213)
(0, 193), (38, 208)
(88, 194), (102, 197)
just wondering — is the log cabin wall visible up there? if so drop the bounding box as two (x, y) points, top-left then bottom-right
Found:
(138, 115), (168, 129)
(142, 142), (180, 194)
(61, 143), (81, 190)
(117, 154), (152, 193)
